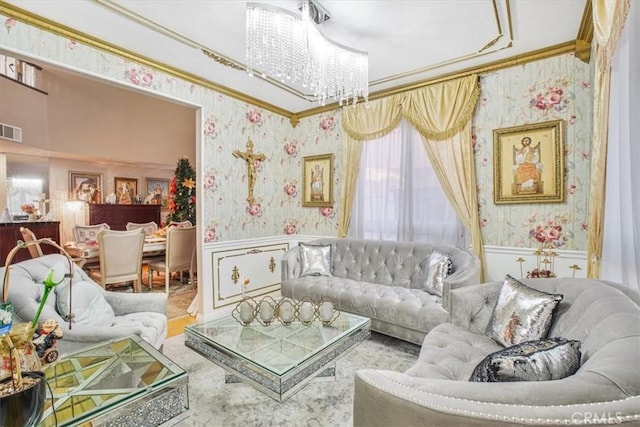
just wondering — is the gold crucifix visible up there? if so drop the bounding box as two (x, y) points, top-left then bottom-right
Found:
(233, 139), (266, 205)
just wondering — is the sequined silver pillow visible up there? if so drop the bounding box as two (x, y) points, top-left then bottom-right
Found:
(486, 275), (563, 347)
(469, 337), (581, 382)
(423, 251), (452, 296)
(299, 243), (332, 277)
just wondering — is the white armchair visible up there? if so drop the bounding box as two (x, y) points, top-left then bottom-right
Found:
(1, 254), (167, 356)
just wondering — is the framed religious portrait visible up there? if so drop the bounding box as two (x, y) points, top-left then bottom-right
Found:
(69, 171), (103, 203)
(302, 153), (334, 207)
(114, 177), (138, 205)
(145, 178), (170, 207)
(493, 119), (565, 204)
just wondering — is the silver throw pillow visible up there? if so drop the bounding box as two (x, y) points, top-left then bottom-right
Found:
(469, 337), (581, 382)
(423, 251), (452, 297)
(486, 275), (563, 347)
(299, 243), (332, 277)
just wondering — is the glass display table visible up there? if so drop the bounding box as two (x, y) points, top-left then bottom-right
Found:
(40, 335), (188, 427)
(185, 311), (371, 402)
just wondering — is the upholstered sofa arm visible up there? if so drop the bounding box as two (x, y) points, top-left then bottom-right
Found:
(354, 369), (640, 426)
(448, 282), (502, 335)
(440, 249), (482, 310)
(281, 247), (301, 281)
(104, 291), (166, 316)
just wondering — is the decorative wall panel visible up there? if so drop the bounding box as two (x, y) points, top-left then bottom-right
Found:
(211, 242), (289, 309)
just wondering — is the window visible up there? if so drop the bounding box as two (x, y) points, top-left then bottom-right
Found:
(7, 177), (43, 217)
(349, 119), (465, 246)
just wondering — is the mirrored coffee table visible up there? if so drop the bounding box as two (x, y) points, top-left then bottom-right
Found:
(185, 311), (371, 402)
(40, 335), (188, 427)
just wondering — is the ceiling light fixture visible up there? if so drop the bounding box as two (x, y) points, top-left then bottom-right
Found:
(246, 0), (369, 106)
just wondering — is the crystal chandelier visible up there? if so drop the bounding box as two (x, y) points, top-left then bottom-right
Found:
(246, 1), (369, 106)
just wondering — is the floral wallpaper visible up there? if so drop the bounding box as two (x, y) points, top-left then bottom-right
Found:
(1, 14), (592, 252)
(473, 53), (593, 251)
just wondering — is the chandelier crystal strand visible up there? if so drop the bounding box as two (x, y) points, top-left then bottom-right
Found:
(246, 1), (368, 105)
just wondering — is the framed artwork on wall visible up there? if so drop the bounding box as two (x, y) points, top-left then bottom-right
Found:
(69, 171), (103, 203)
(114, 177), (138, 205)
(493, 119), (565, 204)
(145, 178), (170, 207)
(302, 154), (334, 207)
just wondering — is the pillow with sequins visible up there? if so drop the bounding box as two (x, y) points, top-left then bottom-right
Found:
(469, 337), (582, 382)
(299, 243), (332, 277)
(485, 275), (563, 347)
(422, 251), (452, 297)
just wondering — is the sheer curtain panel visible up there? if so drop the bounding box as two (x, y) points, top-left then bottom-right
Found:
(350, 119), (464, 246)
(601, 1), (639, 290)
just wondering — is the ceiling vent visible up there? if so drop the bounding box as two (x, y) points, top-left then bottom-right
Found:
(0, 123), (22, 143)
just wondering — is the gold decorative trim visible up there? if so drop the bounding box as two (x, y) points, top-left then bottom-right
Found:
(575, 1), (593, 63)
(1, 2), (587, 122)
(231, 265), (240, 285)
(0, 2), (294, 118)
(296, 41), (578, 119)
(201, 49), (244, 71)
(268, 257), (276, 273)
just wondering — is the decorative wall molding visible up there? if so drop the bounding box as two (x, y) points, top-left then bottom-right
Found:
(483, 245), (587, 282)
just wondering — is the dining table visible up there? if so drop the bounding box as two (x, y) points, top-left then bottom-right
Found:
(63, 236), (166, 260)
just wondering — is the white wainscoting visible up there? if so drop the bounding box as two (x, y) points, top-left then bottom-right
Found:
(199, 234), (328, 320)
(483, 245), (587, 283)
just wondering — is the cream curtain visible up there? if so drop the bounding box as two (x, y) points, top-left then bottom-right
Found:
(587, 0), (630, 278)
(340, 75), (484, 278)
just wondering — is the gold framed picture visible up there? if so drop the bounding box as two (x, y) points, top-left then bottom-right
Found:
(69, 171), (103, 203)
(302, 154), (334, 207)
(145, 178), (170, 207)
(114, 177), (138, 205)
(493, 119), (565, 204)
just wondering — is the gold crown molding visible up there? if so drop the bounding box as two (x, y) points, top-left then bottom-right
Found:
(575, 0), (593, 63)
(0, 1), (294, 119)
(295, 40), (578, 119)
(92, 0), (322, 103)
(0, 1), (586, 125)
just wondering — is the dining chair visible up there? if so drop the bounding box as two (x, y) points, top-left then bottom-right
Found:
(125, 221), (158, 236)
(168, 220), (192, 228)
(72, 223), (111, 243)
(89, 228), (145, 293)
(19, 227), (44, 258)
(20, 226), (88, 268)
(147, 226), (196, 293)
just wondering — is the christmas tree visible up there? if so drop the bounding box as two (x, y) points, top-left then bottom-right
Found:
(166, 157), (196, 225)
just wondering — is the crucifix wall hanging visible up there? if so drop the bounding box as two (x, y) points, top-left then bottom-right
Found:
(233, 139), (266, 205)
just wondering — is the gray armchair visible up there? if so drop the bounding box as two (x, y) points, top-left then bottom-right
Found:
(1, 254), (167, 356)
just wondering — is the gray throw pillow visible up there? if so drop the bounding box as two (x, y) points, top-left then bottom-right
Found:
(486, 275), (563, 347)
(469, 337), (581, 382)
(423, 251), (452, 296)
(56, 280), (115, 325)
(299, 243), (332, 277)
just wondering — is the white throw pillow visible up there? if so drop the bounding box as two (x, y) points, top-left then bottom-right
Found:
(299, 243), (332, 277)
(56, 280), (115, 326)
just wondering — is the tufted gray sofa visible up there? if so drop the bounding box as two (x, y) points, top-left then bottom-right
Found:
(353, 277), (640, 426)
(280, 237), (481, 345)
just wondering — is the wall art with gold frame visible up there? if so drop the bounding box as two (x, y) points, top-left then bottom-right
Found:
(114, 177), (138, 205)
(302, 154), (334, 207)
(493, 119), (565, 204)
(68, 171), (102, 203)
